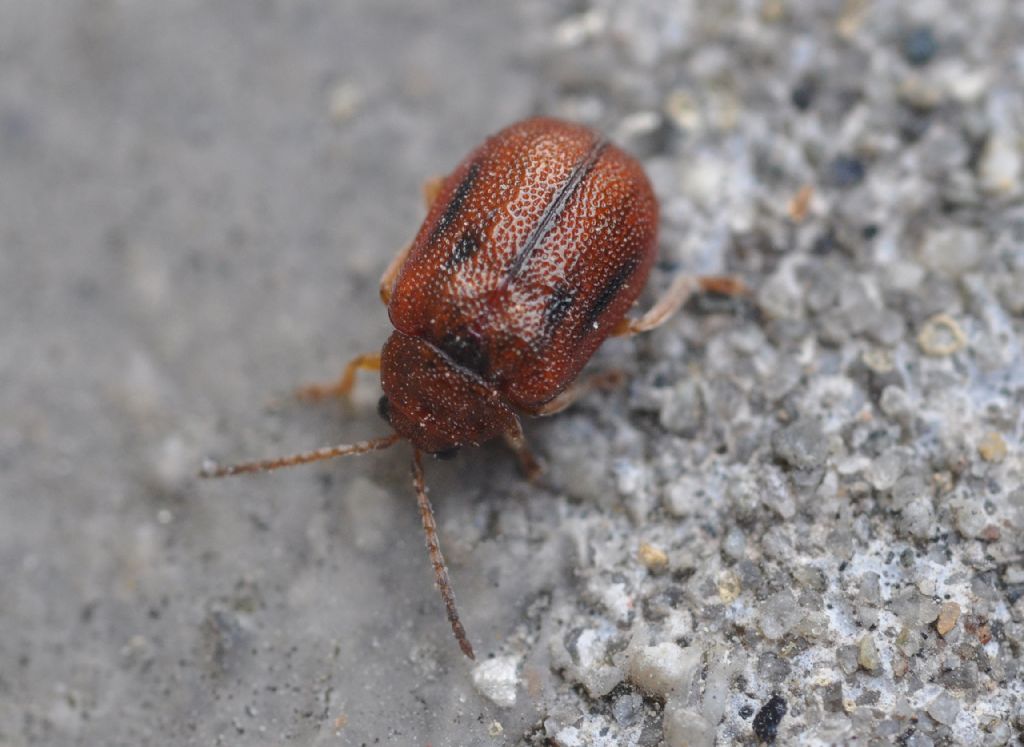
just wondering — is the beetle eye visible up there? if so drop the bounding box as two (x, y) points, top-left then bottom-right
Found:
(377, 396), (391, 422)
(433, 447), (459, 461)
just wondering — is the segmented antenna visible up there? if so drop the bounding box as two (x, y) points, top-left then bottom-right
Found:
(412, 450), (475, 659)
(199, 433), (401, 478)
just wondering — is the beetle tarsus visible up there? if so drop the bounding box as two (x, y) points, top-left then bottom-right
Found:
(296, 353), (382, 401)
(697, 275), (749, 298)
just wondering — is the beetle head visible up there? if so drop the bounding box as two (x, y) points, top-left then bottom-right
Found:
(379, 330), (518, 455)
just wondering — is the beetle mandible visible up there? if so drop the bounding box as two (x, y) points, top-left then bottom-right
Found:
(200, 117), (742, 659)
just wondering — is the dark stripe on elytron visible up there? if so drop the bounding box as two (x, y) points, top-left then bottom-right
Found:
(443, 231), (480, 270)
(429, 162), (481, 244)
(584, 256), (641, 330)
(504, 137), (609, 283)
(543, 282), (576, 335)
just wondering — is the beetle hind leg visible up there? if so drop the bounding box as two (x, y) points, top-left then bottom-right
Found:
(295, 352), (381, 401)
(612, 275), (748, 336)
(533, 370), (628, 416)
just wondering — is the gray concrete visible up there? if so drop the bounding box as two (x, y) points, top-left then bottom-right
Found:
(2, 1), (1022, 745)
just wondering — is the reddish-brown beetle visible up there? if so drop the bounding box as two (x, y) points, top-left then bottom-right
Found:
(201, 117), (741, 659)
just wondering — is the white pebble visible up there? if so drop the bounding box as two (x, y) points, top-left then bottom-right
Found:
(663, 697), (715, 747)
(472, 656), (519, 708)
(627, 642), (700, 699)
(978, 132), (1022, 196)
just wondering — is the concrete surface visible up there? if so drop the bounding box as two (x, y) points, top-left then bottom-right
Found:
(2, 1), (1023, 745)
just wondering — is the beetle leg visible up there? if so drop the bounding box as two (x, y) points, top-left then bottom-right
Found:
(379, 243), (412, 305)
(412, 450), (475, 660)
(422, 175), (445, 208)
(295, 353), (381, 401)
(612, 275), (748, 336)
(533, 369), (627, 416)
(503, 421), (543, 482)
(377, 178), (444, 305)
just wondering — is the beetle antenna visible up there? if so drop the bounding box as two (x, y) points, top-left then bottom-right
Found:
(412, 450), (475, 660)
(199, 433), (402, 478)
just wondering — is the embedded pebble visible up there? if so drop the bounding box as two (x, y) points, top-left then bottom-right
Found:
(701, 646), (744, 725)
(552, 626), (625, 698)
(936, 602), (961, 637)
(771, 418), (828, 470)
(858, 572), (881, 605)
(610, 689), (644, 726)
(866, 451), (905, 491)
(627, 642), (699, 699)
(837, 645), (860, 676)
(858, 635), (882, 673)
(759, 590), (803, 640)
(637, 542), (668, 572)
(826, 156), (866, 188)
(917, 313), (967, 356)
(899, 76), (942, 112)
(890, 475), (929, 509)
(977, 431), (1007, 463)
(861, 347), (894, 374)
(717, 570), (741, 603)
(927, 691), (962, 726)
(659, 380), (704, 436)
(955, 500), (989, 539)
(899, 497), (936, 538)
(879, 385), (914, 423)
(978, 132), (1022, 196)
(918, 227), (982, 276)
(472, 656), (520, 708)
(752, 694), (788, 744)
(902, 26), (938, 66)
(722, 528), (746, 560)
(663, 700), (715, 747)
(758, 266), (805, 320)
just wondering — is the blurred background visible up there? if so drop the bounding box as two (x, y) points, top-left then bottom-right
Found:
(1, 1), (1022, 745)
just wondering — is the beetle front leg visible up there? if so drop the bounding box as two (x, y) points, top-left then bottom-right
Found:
(503, 420), (542, 482)
(295, 352), (381, 401)
(612, 275), (747, 336)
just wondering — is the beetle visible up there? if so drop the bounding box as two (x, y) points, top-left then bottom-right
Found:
(200, 117), (742, 659)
